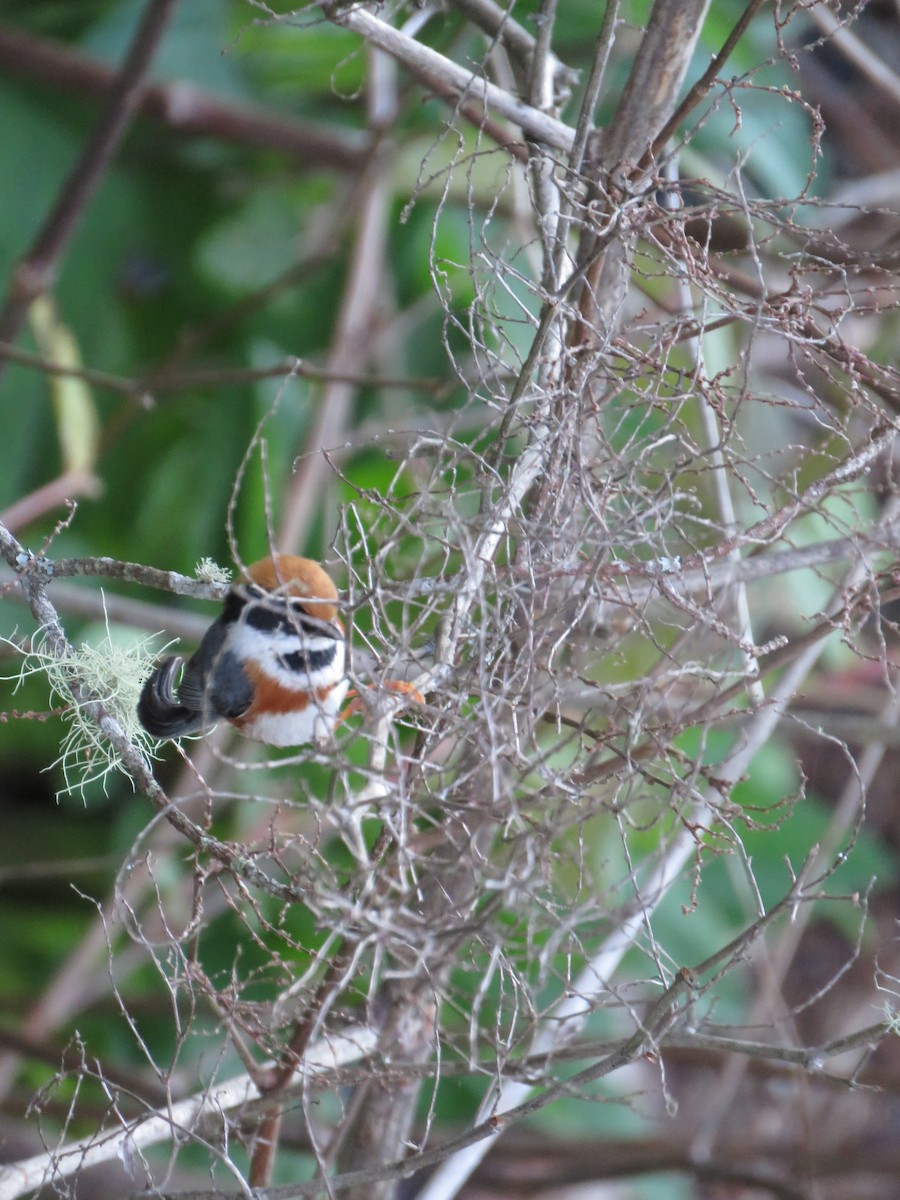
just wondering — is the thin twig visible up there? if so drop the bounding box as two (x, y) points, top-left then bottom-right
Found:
(0, 341), (450, 401)
(448, 0), (574, 93)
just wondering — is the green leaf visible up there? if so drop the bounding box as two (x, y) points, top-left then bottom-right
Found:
(28, 295), (101, 478)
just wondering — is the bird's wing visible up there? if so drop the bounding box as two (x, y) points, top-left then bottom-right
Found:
(178, 619), (253, 719)
(206, 649), (254, 719)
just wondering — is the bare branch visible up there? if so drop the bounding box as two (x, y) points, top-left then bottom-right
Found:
(322, 3), (575, 152)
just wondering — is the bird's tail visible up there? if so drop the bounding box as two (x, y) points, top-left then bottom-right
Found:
(138, 658), (206, 739)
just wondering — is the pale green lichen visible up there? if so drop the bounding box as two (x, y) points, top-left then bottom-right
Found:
(194, 557), (231, 586)
(4, 608), (169, 798)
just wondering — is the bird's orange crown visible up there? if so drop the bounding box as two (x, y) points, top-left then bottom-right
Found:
(241, 555), (339, 624)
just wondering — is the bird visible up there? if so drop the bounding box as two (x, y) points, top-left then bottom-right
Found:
(138, 555), (349, 747)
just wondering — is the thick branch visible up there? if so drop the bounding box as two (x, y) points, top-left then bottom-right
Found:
(574, 0), (712, 342)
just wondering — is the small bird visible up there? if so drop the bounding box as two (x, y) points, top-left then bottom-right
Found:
(138, 555), (349, 747)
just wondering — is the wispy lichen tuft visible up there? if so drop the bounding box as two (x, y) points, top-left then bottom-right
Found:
(195, 557), (231, 586)
(4, 611), (168, 799)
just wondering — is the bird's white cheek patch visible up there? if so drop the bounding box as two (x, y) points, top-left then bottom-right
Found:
(229, 625), (344, 691)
